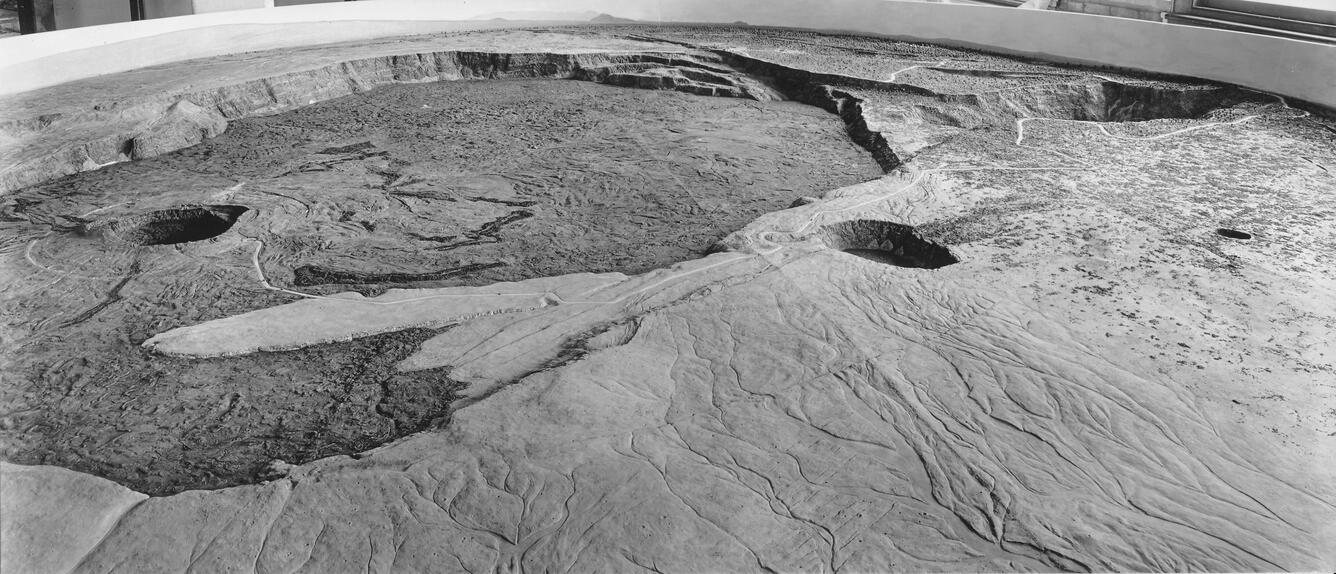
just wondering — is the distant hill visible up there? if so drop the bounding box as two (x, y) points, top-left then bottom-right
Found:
(590, 13), (637, 24)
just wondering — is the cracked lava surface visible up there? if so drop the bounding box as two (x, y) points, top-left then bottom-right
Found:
(2, 76), (882, 497)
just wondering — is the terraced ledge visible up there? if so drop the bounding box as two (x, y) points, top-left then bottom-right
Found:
(0, 38), (1255, 196)
(0, 50), (770, 194)
(709, 49), (1252, 165)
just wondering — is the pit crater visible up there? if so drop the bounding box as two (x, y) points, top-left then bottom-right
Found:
(820, 219), (959, 269)
(104, 205), (249, 246)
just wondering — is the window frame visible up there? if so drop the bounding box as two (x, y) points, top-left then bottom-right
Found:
(1169, 0), (1335, 40)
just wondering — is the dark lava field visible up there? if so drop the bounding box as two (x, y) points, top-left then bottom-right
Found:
(0, 78), (883, 495)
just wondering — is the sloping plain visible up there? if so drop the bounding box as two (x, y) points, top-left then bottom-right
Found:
(2, 26), (1335, 573)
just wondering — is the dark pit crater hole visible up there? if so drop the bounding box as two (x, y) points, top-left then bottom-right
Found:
(1216, 228), (1252, 240)
(107, 205), (249, 246)
(819, 219), (959, 269)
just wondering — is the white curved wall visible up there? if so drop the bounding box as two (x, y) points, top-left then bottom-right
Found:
(0, 0), (1332, 108)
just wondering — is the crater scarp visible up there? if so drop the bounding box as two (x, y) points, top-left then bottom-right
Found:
(819, 219), (959, 269)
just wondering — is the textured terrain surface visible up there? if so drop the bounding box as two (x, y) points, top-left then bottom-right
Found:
(2, 25), (1336, 573)
(0, 74), (880, 496)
